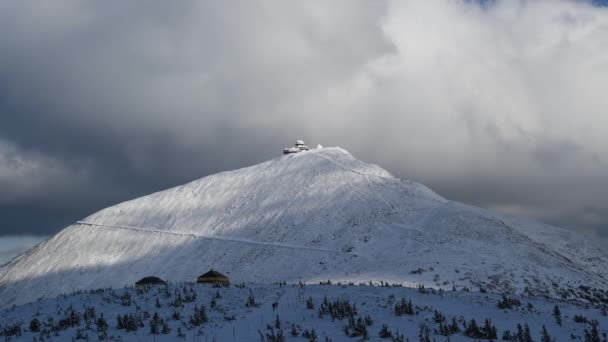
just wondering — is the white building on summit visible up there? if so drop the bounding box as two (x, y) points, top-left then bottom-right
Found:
(283, 140), (310, 154)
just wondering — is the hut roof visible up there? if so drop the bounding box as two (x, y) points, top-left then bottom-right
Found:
(135, 276), (167, 286)
(198, 269), (228, 279)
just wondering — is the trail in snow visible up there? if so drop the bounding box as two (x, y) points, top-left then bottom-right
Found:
(75, 221), (352, 255)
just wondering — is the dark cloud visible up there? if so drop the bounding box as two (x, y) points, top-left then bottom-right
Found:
(0, 0), (607, 244)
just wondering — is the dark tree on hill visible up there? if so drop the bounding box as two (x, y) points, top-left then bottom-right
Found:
(449, 317), (460, 334)
(83, 306), (96, 324)
(553, 305), (562, 326)
(116, 314), (141, 332)
(433, 310), (446, 323)
(96, 314), (108, 333)
(161, 321), (170, 334)
(378, 324), (392, 338)
(419, 324), (431, 342)
(482, 319), (498, 340)
(524, 323), (534, 342)
(266, 327), (286, 342)
(497, 295), (521, 309)
(306, 297), (315, 309)
(275, 315), (282, 330)
(584, 321), (600, 342)
(344, 316), (368, 339)
(246, 290), (257, 308)
(189, 305), (208, 326)
(541, 325), (552, 342)
(516, 324), (525, 342)
(302, 328), (318, 342)
(394, 298), (414, 316)
(464, 319), (481, 339)
(29, 318), (41, 333)
(437, 321), (450, 336)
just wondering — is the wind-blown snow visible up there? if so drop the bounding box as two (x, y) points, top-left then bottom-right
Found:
(0, 148), (607, 307)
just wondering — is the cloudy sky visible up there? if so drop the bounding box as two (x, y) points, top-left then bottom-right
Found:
(1, 0), (607, 254)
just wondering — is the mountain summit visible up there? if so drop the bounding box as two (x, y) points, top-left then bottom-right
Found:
(1, 147), (606, 307)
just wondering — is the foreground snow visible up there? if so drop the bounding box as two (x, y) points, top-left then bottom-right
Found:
(0, 283), (606, 341)
(1, 148), (607, 308)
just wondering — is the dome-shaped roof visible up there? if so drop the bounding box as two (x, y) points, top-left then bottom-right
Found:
(198, 269), (228, 279)
(135, 276), (167, 286)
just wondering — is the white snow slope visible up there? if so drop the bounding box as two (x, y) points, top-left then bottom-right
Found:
(1, 147), (607, 307)
(2, 283), (607, 341)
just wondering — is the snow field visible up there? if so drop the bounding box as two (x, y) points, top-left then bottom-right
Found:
(0, 283), (606, 341)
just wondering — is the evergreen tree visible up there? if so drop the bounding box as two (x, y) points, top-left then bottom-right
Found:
(245, 290), (257, 308)
(162, 320), (170, 334)
(378, 324), (392, 338)
(482, 319), (498, 339)
(464, 319), (481, 339)
(95, 314), (108, 333)
(433, 310), (446, 323)
(516, 324), (525, 342)
(83, 306), (96, 324)
(394, 298), (414, 316)
(584, 321), (600, 342)
(29, 318), (41, 333)
(449, 317), (460, 334)
(189, 305), (208, 326)
(419, 324), (431, 342)
(497, 295), (521, 309)
(541, 325), (552, 342)
(149, 319), (159, 334)
(437, 321), (450, 336)
(553, 305), (562, 326)
(290, 324), (299, 337)
(306, 297), (315, 310)
(303, 328), (318, 342)
(524, 323), (534, 342)
(149, 312), (163, 335)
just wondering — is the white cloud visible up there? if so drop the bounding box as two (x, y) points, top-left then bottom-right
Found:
(0, 140), (91, 205)
(0, 235), (47, 265)
(0, 0), (607, 238)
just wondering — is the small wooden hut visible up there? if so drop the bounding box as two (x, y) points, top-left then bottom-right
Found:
(196, 269), (229, 285)
(135, 276), (167, 288)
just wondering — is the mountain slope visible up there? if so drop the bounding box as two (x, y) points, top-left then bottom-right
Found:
(0, 147), (607, 307)
(2, 283), (607, 341)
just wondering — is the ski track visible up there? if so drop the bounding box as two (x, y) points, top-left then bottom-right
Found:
(75, 221), (352, 255)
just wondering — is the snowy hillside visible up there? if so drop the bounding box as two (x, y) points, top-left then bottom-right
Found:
(1, 147), (607, 308)
(0, 282), (606, 341)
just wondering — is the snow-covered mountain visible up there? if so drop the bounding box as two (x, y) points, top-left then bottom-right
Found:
(1, 147), (607, 307)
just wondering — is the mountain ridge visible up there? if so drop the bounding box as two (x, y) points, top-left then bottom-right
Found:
(0, 147), (606, 307)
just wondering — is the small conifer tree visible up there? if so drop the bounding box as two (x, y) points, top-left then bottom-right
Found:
(553, 305), (562, 326)
(541, 325), (552, 342)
